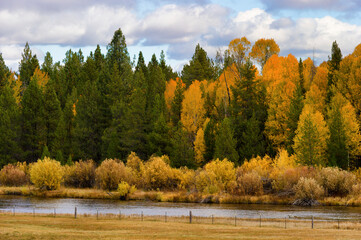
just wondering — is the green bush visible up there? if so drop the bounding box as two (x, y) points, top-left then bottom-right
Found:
(95, 159), (133, 191)
(316, 167), (356, 196)
(0, 164), (28, 186)
(30, 157), (64, 190)
(294, 177), (324, 200)
(64, 160), (96, 188)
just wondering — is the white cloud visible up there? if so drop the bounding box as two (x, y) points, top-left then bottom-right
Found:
(259, 0), (361, 11)
(1, 3), (361, 71)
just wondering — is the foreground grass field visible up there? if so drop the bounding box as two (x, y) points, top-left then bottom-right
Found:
(0, 214), (361, 240)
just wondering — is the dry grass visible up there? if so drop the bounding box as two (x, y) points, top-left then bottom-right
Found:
(0, 213), (360, 240)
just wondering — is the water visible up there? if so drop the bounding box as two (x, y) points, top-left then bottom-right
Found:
(1, 195), (361, 220)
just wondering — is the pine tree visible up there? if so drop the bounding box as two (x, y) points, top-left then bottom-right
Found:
(286, 60), (305, 153)
(170, 78), (184, 126)
(0, 53), (10, 89)
(0, 85), (21, 166)
(326, 41), (342, 103)
(214, 118), (239, 164)
(182, 44), (215, 87)
(203, 119), (216, 163)
(20, 78), (46, 162)
(231, 59), (267, 162)
(43, 85), (62, 154)
(19, 42), (40, 88)
(170, 124), (195, 168)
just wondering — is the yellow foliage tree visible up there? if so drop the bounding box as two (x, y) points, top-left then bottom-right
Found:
(181, 80), (206, 134)
(31, 67), (49, 91)
(194, 128), (206, 167)
(264, 54), (298, 148)
(250, 38), (280, 69)
(164, 78), (177, 110)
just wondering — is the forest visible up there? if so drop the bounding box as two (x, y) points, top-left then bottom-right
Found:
(1, 28), (361, 172)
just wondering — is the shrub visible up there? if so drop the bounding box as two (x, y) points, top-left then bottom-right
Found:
(0, 164), (28, 186)
(174, 167), (195, 190)
(64, 160), (96, 188)
(316, 167), (356, 196)
(95, 159), (133, 191)
(195, 158), (236, 194)
(351, 183), (361, 196)
(30, 157), (64, 190)
(237, 171), (263, 195)
(118, 181), (136, 200)
(294, 177), (324, 200)
(126, 152), (145, 188)
(143, 155), (179, 190)
(271, 166), (316, 193)
(239, 155), (273, 178)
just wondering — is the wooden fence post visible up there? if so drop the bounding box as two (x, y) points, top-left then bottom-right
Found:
(189, 211), (192, 224)
(74, 207), (77, 219)
(311, 216), (314, 229)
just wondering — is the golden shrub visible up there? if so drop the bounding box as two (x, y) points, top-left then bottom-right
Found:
(237, 171), (263, 195)
(64, 160), (96, 188)
(316, 167), (356, 196)
(271, 166), (316, 193)
(95, 159), (132, 191)
(195, 158), (236, 194)
(30, 157), (64, 190)
(143, 155), (178, 190)
(126, 152), (145, 187)
(240, 155), (273, 178)
(118, 181), (136, 199)
(173, 167), (195, 190)
(294, 177), (324, 200)
(0, 164), (28, 186)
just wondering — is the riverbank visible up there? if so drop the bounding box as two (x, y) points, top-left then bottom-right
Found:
(1, 186), (361, 207)
(0, 213), (360, 240)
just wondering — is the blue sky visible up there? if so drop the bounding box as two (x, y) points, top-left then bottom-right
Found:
(1, 0), (361, 72)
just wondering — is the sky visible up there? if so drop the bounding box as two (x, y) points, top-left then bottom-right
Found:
(1, 0), (361, 72)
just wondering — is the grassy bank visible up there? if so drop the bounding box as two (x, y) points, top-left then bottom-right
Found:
(2, 186), (361, 207)
(0, 213), (360, 240)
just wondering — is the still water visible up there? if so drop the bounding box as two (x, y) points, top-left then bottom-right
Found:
(1, 195), (361, 220)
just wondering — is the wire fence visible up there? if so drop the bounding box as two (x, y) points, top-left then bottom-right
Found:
(2, 207), (361, 231)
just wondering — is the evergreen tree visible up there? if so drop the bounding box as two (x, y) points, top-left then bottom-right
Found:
(73, 80), (103, 162)
(326, 41), (342, 103)
(170, 78), (184, 126)
(286, 60), (305, 154)
(170, 124), (195, 168)
(41, 145), (51, 159)
(181, 44), (215, 87)
(214, 118), (239, 164)
(293, 105), (329, 166)
(19, 42), (39, 88)
(43, 85), (62, 154)
(0, 85), (21, 166)
(203, 119), (216, 163)
(41, 52), (54, 78)
(106, 28), (130, 74)
(0, 53), (10, 88)
(159, 50), (178, 81)
(231, 59), (267, 163)
(20, 78), (46, 162)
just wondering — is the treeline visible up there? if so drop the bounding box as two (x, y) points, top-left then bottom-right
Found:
(1, 29), (361, 170)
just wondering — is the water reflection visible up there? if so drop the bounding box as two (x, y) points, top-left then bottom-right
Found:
(0, 195), (361, 220)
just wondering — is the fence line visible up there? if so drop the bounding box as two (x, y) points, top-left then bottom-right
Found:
(2, 207), (361, 231)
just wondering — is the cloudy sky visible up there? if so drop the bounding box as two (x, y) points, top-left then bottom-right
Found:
(1, 0), (361, 71)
